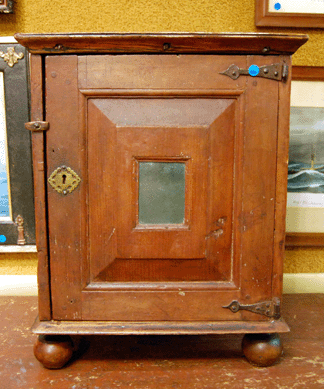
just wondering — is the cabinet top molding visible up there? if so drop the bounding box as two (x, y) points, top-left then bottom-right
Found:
(14, 32), (308, 55)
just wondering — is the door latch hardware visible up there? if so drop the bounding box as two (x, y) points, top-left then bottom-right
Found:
(223, 298), (281, 319)
(48, 165), (81, 195)
(25, 121), (49, 132)
(220, 63), (288, 82)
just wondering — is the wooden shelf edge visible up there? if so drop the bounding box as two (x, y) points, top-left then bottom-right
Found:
(14, 32), (308, 56)
(285, 233), (324, 247)
(32, 317), (290, 335)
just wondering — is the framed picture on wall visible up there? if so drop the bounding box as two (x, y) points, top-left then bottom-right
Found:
(0, 38), (36, 251)
(0, 0), (13, 14)
(286, 67), (324, 247)
(255, 0), (324, 28)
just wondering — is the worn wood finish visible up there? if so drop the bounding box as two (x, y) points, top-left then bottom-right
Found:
(16, 34), (307, 365)
(86, 98), (117, 282)
(15, 32), (308, 55)
(47, 53), (251, 322)
(292, 66), (324, 81)
(28, 54), (51, 321)
(242, 333), (283, 367)
(273, 55), (292, 296)
(286, 232), (324, 247)
(32, 316), (290, 335)
(255, 0), (324, 28)
(1, 295), (323, 386)
(81, 290), (242, 321)
(78, 55), (247, 91)
(45, 55), (83, 320)
(239, 55), (279, 321)
(34, 335), (74, 369)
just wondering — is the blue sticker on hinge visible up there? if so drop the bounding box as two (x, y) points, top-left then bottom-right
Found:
(0, 235), (7, 243)
(248, 65), (260, 77)
(274, 2), (281, 10)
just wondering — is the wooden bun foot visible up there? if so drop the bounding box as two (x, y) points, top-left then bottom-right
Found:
(34, 335), (74, 369)
(242, 333), (283, 367)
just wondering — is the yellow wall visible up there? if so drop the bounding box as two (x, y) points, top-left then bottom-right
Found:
(0, 0), (323, 275)
(0, 253), (37, 274)
(0, 0), (323, 66)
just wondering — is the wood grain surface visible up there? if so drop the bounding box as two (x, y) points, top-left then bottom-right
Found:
(14, 32), (308, 55)
(0, 294), (323, 388)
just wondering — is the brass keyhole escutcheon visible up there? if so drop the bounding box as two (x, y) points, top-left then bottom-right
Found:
(48, 166), (81, 195)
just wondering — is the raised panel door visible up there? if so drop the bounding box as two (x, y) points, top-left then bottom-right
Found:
(45, 54), (278, 321)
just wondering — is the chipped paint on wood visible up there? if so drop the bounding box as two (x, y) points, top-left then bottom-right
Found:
(0, 294), (323, 387)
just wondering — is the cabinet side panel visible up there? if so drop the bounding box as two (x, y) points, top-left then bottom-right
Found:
(273, 56), (292, 298)
(239, 56), (279, 320)
(29, 54), (51, 320)
(46, 56), (83, 320)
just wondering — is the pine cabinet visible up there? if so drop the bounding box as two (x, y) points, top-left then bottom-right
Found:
(16, 33), (307, 368)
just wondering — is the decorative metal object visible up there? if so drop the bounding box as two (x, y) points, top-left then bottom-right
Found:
(223, 298), (281, 319)
(0, 47), (24, 68)
(15, 215), (26, 245)
(220, 63), (288, 82)
(0, 0), (13, 13)
(48, 166), (81, 195)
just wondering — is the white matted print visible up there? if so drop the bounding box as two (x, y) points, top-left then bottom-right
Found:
(268, 0), (324, 14)
(286, 80), (324, 233)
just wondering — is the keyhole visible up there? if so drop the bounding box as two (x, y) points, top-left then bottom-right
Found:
(62, 174), (67, 184)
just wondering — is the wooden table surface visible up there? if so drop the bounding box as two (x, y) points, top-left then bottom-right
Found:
(0, 294), (323, 388)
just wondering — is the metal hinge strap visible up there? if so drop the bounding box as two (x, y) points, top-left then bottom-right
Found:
(220, 63), (288, 82)
(223, 298), (281, 319)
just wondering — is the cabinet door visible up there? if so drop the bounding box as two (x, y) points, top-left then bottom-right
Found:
(46, 55), (279, 321)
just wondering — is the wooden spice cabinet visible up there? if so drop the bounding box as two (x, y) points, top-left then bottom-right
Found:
(16, 33), (307, 368)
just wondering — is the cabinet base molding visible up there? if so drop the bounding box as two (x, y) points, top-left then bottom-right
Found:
(32, 317), (290, 336)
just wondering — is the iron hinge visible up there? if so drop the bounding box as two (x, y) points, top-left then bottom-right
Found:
(223, 298), (281, 319)
(220, 63), (288, 82)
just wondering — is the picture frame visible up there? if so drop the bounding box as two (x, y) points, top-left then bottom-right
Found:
(286, 66), (324, 247)
(255, 0), (324, 28)
(0, 39), (36, 251)
(0, 0), (13, 14)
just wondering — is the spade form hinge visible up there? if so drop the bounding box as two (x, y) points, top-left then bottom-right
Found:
(220, 63), (288, 82)
(223, 298), (281, 319)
